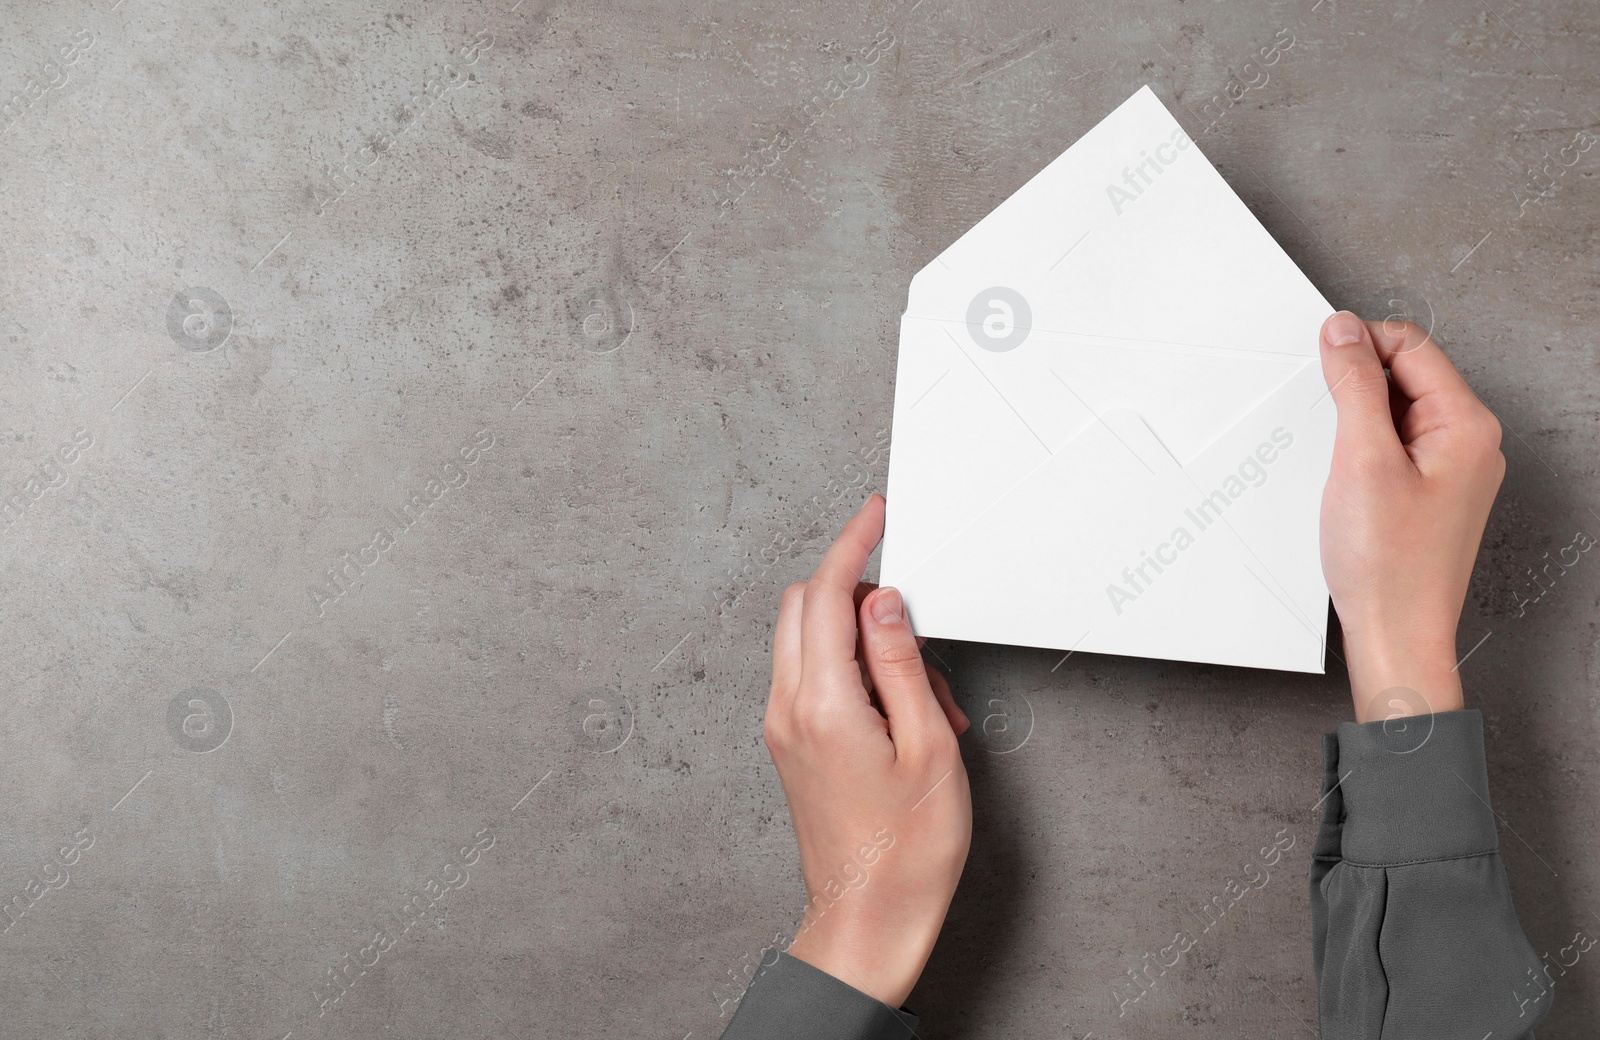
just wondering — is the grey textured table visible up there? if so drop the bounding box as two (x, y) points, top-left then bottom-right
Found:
(1, 1), (1595, 1037)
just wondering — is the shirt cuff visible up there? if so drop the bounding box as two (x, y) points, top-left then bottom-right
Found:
(1327, 708), (1500, 866)
(725, 951), (921, 1039)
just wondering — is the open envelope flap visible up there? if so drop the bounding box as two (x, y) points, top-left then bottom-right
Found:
(903, 85), (1332, 363)
(888, 400), (1330, 673)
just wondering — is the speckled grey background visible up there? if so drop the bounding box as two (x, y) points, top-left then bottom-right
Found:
(1, 0), (1596, 1037)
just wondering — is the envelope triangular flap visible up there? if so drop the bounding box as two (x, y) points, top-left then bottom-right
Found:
(881, 84), (1337, 673)
(905, 86), (1328, 362)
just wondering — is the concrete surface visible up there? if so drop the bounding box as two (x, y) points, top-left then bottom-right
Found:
(1, 0), (1596, 1036)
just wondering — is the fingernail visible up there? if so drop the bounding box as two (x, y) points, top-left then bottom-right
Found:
(1325, 311), (1365, 346)
(872, 587), (903, 625)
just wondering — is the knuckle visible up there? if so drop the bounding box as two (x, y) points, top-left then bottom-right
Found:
(794, 697), (849, 740)
(1476, 411), (1504, 452)
(1473, 438), (1507, 480)
(1378, 319), (1429, 355)
(1339, 364), (1389, 402)
(1452, 411), (1502, 461)
(762, 712), (788, 752)
(873, 638), (927, 676)
(1394, 319), (1427, 345)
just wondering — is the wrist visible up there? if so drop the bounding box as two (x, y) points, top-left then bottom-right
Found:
(1340, 627), (1464, 722)
(785, 907), (943, 1009)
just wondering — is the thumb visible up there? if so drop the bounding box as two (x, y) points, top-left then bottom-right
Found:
(859, 587), (951, 743)
(1320, 311), (1403, 463)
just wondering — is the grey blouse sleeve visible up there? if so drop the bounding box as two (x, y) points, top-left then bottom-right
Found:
(718, 951), (920, 1040)
(1310, 708), (1552, 1039)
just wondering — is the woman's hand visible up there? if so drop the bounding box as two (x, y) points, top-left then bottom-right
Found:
(1316, 311), (1505, 722)
(764, 493), (971, 1008)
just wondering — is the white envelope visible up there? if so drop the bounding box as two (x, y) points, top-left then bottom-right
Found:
(880, 85), (1337, 673)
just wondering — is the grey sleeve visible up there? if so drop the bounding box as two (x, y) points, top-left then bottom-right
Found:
(718, 951), (921, 1040)
(1310, 708), (1552, 1039)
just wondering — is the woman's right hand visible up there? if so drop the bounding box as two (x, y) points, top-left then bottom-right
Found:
(1315, 311), (1505, 722)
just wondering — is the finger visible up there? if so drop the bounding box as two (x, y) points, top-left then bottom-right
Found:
(928, 667), (969, 735)
(856, 594), (925, 698)
(1364, 320), (1502, 474)
(769, 583), (806, 712)
(1320, 311), (1407, 466)
(858, 586), (948, 743)
(852, 581), (878, 693)
(1363, 318), (1479, 410)
(801, 495), (887, 687)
